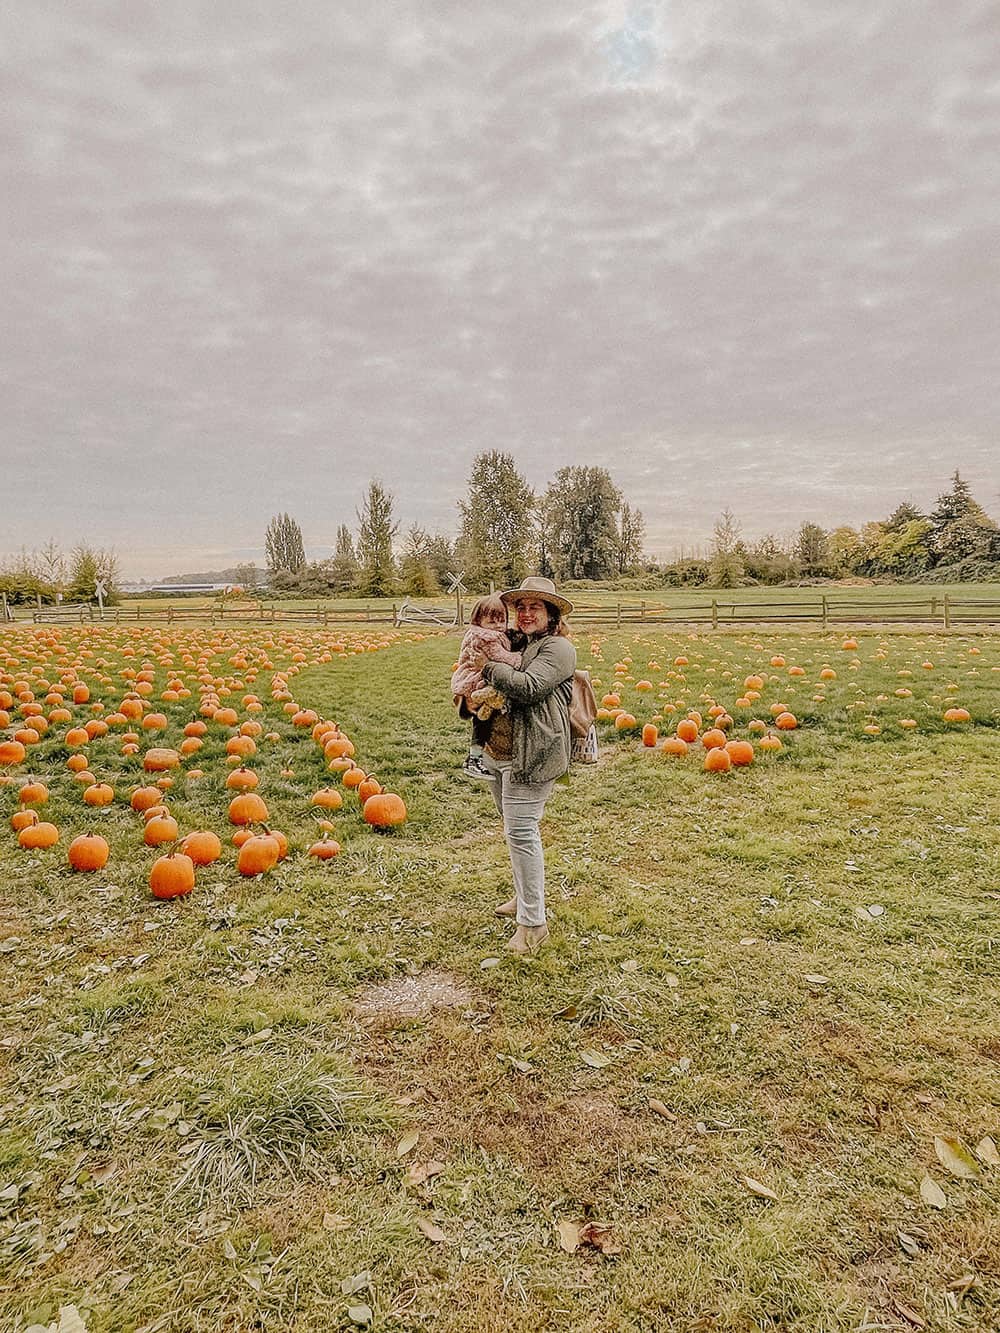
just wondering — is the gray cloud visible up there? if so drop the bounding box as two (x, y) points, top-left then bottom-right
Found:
(1, 0), (997, 574)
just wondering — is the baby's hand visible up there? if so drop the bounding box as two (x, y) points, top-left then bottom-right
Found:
(468, 651), (488, 672)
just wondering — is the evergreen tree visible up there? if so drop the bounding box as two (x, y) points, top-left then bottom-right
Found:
(884, 501), (924, 533)
(457, 451), (535, 592)
(356, 480), (398, 596)
(399, 526), (440, 596)
(327, 525), (359, 594)
(264, 513), (306, 578)
(66, 545), (120, 602)
(424, 534), (456, 589)
(827, 526), (863, 577)
(708, 509), (745, 587)
(928, 471), (997, 564)
(542, 466), (621, 581)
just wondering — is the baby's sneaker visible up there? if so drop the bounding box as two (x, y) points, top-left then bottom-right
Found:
(462, 755), (492, 780)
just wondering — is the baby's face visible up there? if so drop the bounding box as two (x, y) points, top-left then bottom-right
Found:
(481, 608), (507, 628)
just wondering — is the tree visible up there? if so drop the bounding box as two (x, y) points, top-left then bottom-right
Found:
(265, 513), (306, 578)
(37, 539), (67, 592)
(708, 509), (744, 587)
(232, 561), (259, 591)
(424, 534), (456, 589)
(399, 526), (440, 597)
(611, 502), (646, 576)
(884, 501), (924, 533)
(66, 545), (120, 602)
(356, 480), (398, 596)
(872, 519), (934, 575)
(795, 522), (830, 577)
(542, 466), (621, 581)
(326, 525), (359, 595)
(928, 472), (997, 565)
(457, 452), (535, 592)
(827, 526), (863, 577)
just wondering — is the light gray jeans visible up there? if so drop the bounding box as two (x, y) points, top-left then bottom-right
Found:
(484, 758), (555, 927)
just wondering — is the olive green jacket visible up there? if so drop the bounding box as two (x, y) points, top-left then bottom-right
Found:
(482, 635), (576, 784)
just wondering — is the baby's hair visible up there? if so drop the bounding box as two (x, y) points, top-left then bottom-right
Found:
(470, 594), (508, 627)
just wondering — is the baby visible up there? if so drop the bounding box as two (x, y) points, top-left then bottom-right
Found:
(450, 594), (523, 778)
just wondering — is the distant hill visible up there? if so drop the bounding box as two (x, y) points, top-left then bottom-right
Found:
(158, 567), (252, 584)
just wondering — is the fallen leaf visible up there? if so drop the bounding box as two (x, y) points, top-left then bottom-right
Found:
(974, 1135), (999, 1167)
(578, 1220), (621, 1256)
(54, 1309), (88, 1333)
(620, 959), (639, 972)
(557, 1219), (581, 1253)
(648, 1098), (677, 1122)
(802, 973), (830, 986)
(347, 1304), (372, 1327)
(741, 1175), (778, 1202)
(222, 1236), (238, 1261)
(890, 1296), (926, 1328)
(934, 1134), (980, 1180)
(553, 1005), (579, 1020)
(340, 1271), (371, 1296)
(417, 1218), (447, 1244)
(738, 937), (758, 946)
(580, 1049), (613, 1068)
(919, 1175), (947, 1209)
(322, 1213), (351, 1231)
(405, 1160), (446, 1187)
(897, 1229), (920, 1257)
(663, 972), (680, 988)
(479, 957), (501, 970)
(395, 1131), (419, 1158)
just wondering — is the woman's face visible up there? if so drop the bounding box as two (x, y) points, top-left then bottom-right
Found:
(515, 598), (549, 636)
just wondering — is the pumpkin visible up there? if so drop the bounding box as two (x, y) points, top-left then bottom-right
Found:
(228, 792), (269, 825)
(18, 819), (60, 849)
(943, 707), (971, 723)
(150, 852), (195, 899)
(725, 740), (755, 766)
(660, 737), (688, 757)
(676, 719), (699, 743)
(68, 832), (110, 871)
(183, 720), (208, 737)
(225, 766), (259, 791)
(11, 809), (37, 832)
(703, 748), (732, 773)
(83, 783), (115, 807)
(700, 728), (727, 750)
(342, 767), (367, 789)
(130, 786), (163, 812)
(179, 830), (222, 865)
(18, 781), (48, 805)
(613, 713), (638, 731)
(144, 814), (179, 846)
(774, 712), (798, 730)
(143, 747), (180, 771)
(356, 776), (383, 804)
(308, 836), (341, 859)
(311, 788), (344, 811)
(758, 734), (783, 752)
(641, 724), (658, 747)
(237, 832), (280, 876)
(225, 735), (256, 758)
(363, 793), (407, 829)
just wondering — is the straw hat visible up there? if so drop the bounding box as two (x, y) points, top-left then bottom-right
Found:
(499, 576), (573, 617)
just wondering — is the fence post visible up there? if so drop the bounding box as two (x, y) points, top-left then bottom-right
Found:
(391, 603), (397, 626)
(821, 595), (827, 630)
(711, 599), (718, 630)
(930, 596), (937, 621)
(616, 602), (621, 628)
(641, 600), (646, 621)
(943, 594), (950, 629)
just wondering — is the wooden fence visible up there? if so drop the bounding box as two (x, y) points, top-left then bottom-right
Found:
(14, 594), (1000, 630)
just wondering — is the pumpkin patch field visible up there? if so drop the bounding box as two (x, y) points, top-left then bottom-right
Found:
(1, 624), (998, 1333)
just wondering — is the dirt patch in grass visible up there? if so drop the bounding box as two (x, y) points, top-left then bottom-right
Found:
(353, 968), (475, 1022)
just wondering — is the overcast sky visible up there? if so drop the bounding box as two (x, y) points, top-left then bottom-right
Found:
(2, 1), (998, 577)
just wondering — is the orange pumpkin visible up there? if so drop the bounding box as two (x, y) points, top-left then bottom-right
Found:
(363, 793), (407, 829)
(83, 783), (115, 807)
(308, 836), (341, 859)
(144, 814), (179, 846)
(130, 786), (163, 812)
(179, 830), (222, 865)
(237, 832), (280, 876)
(18, 819), (60, 849)
(703, 748), (732, 774)
(228, 792), (269, 825)
(150, 852), (195, 899)
(68, 832), (110, 872)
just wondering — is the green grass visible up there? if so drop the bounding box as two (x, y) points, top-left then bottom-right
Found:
(0, 623), (998, 1331)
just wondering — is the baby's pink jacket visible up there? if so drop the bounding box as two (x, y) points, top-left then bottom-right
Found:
(450, 625), (521, 699)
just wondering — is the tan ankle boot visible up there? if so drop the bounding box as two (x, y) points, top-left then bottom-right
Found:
(494, 896), (517, 917)
(506, 924), (550, 954)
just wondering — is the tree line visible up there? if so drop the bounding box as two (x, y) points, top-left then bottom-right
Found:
(3, 466), (997, 607)
(257, 455), (647, 598)
(702, 472), (1000, 588)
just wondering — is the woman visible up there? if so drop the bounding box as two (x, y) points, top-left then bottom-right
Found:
(469, 576), (576, 954)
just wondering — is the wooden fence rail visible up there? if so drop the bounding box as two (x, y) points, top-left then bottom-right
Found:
(12, 594), (1000, 630)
